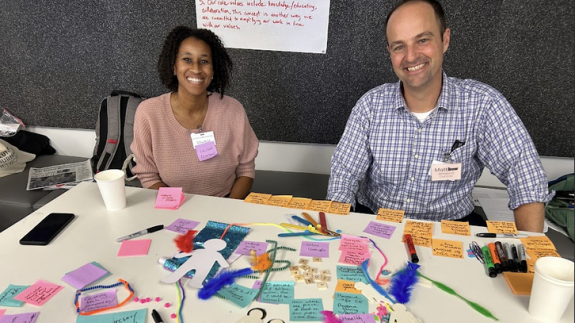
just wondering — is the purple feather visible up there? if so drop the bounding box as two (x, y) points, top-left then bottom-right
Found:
(389, 261), (420, 304)
(198, 267), (253, 300)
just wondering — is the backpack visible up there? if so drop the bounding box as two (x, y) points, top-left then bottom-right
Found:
(90, 90), (143, 179)
(545, 173), (574, 241)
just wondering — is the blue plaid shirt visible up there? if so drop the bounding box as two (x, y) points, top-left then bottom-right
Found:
(327, 72), (551, 221)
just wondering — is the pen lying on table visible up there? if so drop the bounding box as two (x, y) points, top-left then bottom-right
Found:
(116, 225), (164, 242)
(476, 233), (528, 238)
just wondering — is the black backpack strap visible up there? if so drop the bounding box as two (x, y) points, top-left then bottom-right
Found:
(95, 96), (122, 171)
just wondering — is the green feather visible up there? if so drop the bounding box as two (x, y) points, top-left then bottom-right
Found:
(417, 272), (499, 321)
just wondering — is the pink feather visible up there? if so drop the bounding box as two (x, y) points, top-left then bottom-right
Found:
(321, 310), (342, 323)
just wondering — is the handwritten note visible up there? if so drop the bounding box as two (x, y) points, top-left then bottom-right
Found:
(236, 240), (268, 256)
(333, 292), (369, 315)
(363, 221), (396, 239)
(165, 218), (200, 234)
(307, 200), (332, 212)
(13, 280), (63, 306)
(339, 234), (370, 252)
(259, 281), (294, 304)
(336, 266), (369, 284)
(155, 187), (185, 209)
(0, 284), (28, 307)
(196, 0), (331, 54)
(335, 279), (362, 294)
(519, 236), (556, 250)
(217, 283), (258, 308)
(287, 197), (312, 209)
(376, 208), (405, 223)
(244, 192), (272, 204)
(300, 241), (329, 258)
(403, 220), (433, 247)
(117, 239), (152, 257)
(76, 309), (147, 323)
(432, 239), (464, 259)
(62, 262), (109, 289)
(329, 202), (351, 215)
(79, 290), (117, 312)
(526, 249), (562, 261)
(266, 195), (293, 207)
(441, 220), (471, 236)
(339, 314), (377, 323)
(0, 312), (39, 323)
(289, 298), (324, 321)
(196, 141), (218, 161)
(339, 251), (371, 266)
(486, 221), (518, 234)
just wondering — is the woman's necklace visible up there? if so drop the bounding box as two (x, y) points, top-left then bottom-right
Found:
(174, 93), (208, 131)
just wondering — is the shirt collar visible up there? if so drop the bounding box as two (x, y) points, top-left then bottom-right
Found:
(392, 70), (452, 111)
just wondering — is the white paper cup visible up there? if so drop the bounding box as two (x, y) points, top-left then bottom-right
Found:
(528, 257), (575, 321)
(94, 169), (126, 210)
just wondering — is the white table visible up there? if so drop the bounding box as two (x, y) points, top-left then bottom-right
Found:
(0, 182), (572, 322)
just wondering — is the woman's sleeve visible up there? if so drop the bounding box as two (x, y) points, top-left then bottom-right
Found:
(235, 109), (259, 179)
(130, 105), (162, 188)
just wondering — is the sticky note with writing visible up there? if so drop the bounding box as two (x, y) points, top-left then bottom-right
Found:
(80, 290), (117, 312)
(486, 221), (518, 234)
(259, 281), (294, 304)
(0, 312), (39, 323)
(307, 200), (332, 212)
(155, 187), (185, 209)
(76, 308), (147, 323)
(519, 236), (556, 250)
(431, 239), (464, 259)
(217, 283), (258, 308)
(300, 241), (329, 258)
(0, 284), (28, 307)
(403, 220), (433, 247)
(236, 240), (268, 256)
(339, 250), (371, 266)
(288, 197), (312, 209)
(376, 208), (405, 223)
(336, 266), (369, 284)
(440, 220), (471, 236)
(526, 249), (561, 261)
(339, 234), (370, 252)
(266, 195), (293, 207)
(333, 292), (369, 315)
(244, 192), (272, 204)
(165, 218), (200, 234)
(329, 201), (351, 215)
(289, 298), (324, 321)
(13, 280), (63, 306)
(196, 141), (218, 161)
(335, 279), (362, 294)
(339, 313), (377, 323)
(363, 221), (396, 239)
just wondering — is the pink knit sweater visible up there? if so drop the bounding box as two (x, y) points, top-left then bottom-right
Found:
(131, 93), (259, 196)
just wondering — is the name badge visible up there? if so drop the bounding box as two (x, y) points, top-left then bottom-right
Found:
(190, 131), (216, 149)
(196, 141), (218, 161)
(430, 161), (462, 181)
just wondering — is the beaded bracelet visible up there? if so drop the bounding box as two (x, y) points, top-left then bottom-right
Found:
(74, 279), (134, 315)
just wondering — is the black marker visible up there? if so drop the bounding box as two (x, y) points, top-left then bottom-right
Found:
(517, 244), (528, 273)
(152, 309), (164, 323)
(495, 241), (509, 271)
(511, 244), (520, 272)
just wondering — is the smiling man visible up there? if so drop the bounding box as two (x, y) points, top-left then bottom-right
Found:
(327, 0), (552, 232)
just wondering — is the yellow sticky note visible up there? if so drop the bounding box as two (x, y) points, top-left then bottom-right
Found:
(307, 200), (332, 212)
(288, 197), (312, 210)
(266, 195), (293, 207)
(519, 236), (557, 251)
(432, 239), (464, 258)
(329, 202), (351, 215)
(441, 220), (471, 236)
(486, 221), (518, 234)
(376, 208), (405, 223)
(334, 279), (362, 294)
(526, 249), (561, 261)
(244, 192), (272, 204)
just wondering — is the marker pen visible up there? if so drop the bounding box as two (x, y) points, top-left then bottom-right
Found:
(517, 244), (528, 273)
(488, 243), (503, 273)
(495, 241), (509, 272)
(511, 244), (521, 273)
(481, 245), (497, 278)
(504, 243), (516, 272)
(404, 234), (419, 263)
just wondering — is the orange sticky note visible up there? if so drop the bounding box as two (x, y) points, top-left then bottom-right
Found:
(244, 192), (272, 204)
(287, 197), (312, 210)
(440, 220), (471, 236)
(376, 208), (405, 223)
(403, 220), (433, 247)
(334, 279), (362, 294)
(526, 258), (535, 273)
(117, 239), (152, 257)
(526, 249), (561, 261)
(328, 202), (351, 215)
(486, 221), (518, 234)
(307, 200), (332, 212)
(266, 195), (293, 207)
(13, 280), (63, 306)
(519, 236), (556, 251)
(431, 239), (464, 259)
(155, 187), (185, 209)
(503, 272), (534, 295)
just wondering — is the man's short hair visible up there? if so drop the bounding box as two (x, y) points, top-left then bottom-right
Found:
(385, 0), (447, 40)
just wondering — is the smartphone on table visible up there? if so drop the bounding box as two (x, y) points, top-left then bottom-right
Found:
(19, 213), (75, 245)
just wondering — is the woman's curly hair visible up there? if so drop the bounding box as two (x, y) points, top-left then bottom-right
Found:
(157, 26), (232, 97)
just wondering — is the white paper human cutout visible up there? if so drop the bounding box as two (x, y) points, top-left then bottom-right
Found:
(161, 238), (229, 288)
(354, 281), (394, 304)
(388, 303), (422, 323)
(234, 308), (266, 323)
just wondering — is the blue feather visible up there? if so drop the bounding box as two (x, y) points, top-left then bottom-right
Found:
(198, 267), (253, 300)
(361, 259), (395, 304)
(389, 261), (420, 304)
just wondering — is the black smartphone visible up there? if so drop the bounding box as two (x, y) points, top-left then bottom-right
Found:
(19, 213), (75, 245)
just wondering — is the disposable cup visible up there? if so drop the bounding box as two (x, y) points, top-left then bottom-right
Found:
(528, 256), (574, 321)
(94, 169), (126, 210)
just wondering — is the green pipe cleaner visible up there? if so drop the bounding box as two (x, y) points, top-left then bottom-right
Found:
(417, 272), (499, 321)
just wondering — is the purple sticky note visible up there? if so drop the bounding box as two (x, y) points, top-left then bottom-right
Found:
(300, 241), (330, 258)
(79, 290), (117, 312)
(0, 312), (39, 323)
(165, 218), (200, 234)
(236, 241), (268, 256)
(196, 141), (218, 161)
(339, 313), (377, 323)
(61, 262), (108, 289)
(252, 280), (264, 302)
(363, 221), (396, 239)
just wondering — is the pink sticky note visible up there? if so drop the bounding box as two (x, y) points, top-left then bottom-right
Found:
(339, 250), (371, 266)
(0, 309), (6, 319)
(155, 187), (185, 210)
(13, 280), (63, 306)
(196, 141), (218, 161)
(339, 234), (370, 252)
(117, 239), (152, 257)
(61, 262), (108, 289)
(0, 311), (39, 323)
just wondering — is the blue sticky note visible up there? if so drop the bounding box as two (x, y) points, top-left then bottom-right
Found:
(333, 292), (369, 315)
(289, 298), (324, 321)
(259, 281), (294, 304)
(0, 284), (28, 307)
(217, 283), (258, 308)
(337, 265), (369, 284)
(76, 309), (146, 323)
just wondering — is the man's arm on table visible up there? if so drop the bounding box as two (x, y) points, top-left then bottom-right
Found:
(514, 202), (545, 232)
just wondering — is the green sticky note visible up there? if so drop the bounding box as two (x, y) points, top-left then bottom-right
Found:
(260, 281), (294, 304)
(289, 298), (324, 321)
(333, 292), (369, 315)
(0, 284), (28, 307)
(217, 283), (258, 308)
(337, 265), (369, 284)
(76, 308), (146, 323)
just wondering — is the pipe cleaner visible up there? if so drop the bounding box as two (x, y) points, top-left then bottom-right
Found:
(417, 272), (499, 321)
(388, 261), (420, 304)
(361, 259), (395, 304)
(198, 267), (254, 300)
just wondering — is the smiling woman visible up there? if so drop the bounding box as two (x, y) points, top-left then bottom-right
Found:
(130, 26), (259, 199)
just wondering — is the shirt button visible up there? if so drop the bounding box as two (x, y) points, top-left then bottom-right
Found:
(414, 154), (419, 158)
(417, 128), (422, 132)
(406, 199), (411, 202)
(410, 177), (415, 181)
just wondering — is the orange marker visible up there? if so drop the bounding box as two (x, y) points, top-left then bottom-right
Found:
(488, 243), (503, 273)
